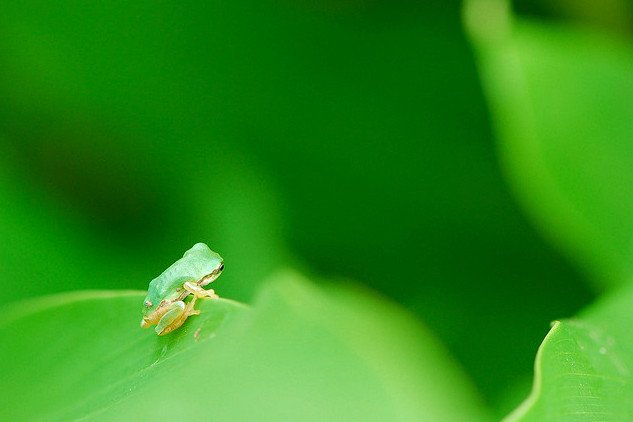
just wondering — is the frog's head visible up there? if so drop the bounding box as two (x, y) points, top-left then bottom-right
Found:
(198, 258), (224, 287)
(187, 243), (225, 287)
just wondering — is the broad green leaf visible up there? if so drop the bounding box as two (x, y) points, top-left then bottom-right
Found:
(0, 291), (248, 421)
(505, 282), (633, 421)
(0, 274), (491, 421)
(467, 0), (633, 288)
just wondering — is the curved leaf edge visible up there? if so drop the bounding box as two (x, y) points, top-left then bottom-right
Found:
(503, 320), (561, 421)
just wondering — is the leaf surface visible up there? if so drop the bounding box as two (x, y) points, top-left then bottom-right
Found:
(0, 274), (491, 421)
(506, 282), (633, 421)
(469, 2), (633, 288)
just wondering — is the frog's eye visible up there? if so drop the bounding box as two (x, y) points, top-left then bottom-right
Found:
(144, 300), (153, 308)
(219, 263), (224, 272)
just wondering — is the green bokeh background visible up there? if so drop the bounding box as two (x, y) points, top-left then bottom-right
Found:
(1, 0), (630, 417)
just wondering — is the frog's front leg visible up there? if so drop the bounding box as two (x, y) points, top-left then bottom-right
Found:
(183, 281), (219, 299)
(155, 297), (201, 336)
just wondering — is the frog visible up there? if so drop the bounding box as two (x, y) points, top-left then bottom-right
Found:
(141, 242), (224, 335)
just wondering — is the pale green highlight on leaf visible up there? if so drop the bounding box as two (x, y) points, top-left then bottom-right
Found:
(468, 2), (633, 288)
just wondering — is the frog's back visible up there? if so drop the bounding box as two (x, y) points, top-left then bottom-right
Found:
(149, 243), (223, 299)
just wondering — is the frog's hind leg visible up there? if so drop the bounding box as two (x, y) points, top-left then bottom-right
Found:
(155, 297), (201, 336)
(184, 295), (201, 316)
(184, 281), (219, 299)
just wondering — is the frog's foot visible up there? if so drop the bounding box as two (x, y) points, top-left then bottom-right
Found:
(155, 297), (201, 336)
(184, 281), (219, 300)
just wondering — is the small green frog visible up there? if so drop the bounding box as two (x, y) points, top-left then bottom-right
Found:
(141, 243), (224, 335)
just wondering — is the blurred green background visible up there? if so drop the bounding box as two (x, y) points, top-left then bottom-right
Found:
(1, 0), (631, 415)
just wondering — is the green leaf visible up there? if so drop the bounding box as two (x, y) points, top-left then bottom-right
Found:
(506, 282), (633, 421)
(467, 1), (633, 288)
(0, 274), (490, 421)
(0, 291), (247, 420)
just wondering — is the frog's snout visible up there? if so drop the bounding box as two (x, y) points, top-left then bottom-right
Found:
(140, 318), (151, 328)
